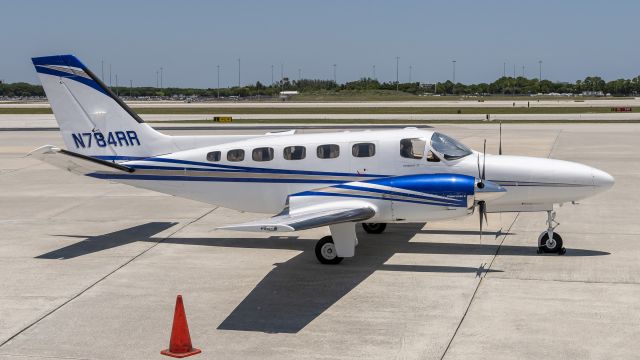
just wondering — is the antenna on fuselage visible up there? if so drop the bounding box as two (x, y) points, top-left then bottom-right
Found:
(499, 120), (503, 155)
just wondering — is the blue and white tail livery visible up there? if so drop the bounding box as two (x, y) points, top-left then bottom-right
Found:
(29, 54), (615, 263)
(32, 55), (252, 161)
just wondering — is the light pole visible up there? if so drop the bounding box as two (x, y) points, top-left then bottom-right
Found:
(115, 74), (118, 95)
(332, 64), (337, 84)
(503, 62), (506, 78)
(216, 65), (220, 98)
(395, 56), (400, 91)
(538, 60), (543, 81)
(409, 65), (412, 83)
(298, 68), (301, 81)
(372, 64), (376, 79)
(156, 70), (159, 88)
(452, 60), (456, 83)
(237, 58), (241, 87)
(513, 64), (516, 95)
(271, 65), (274, 85)
(160, 67), (163, 89)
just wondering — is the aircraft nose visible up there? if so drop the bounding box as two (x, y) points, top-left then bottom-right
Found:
(475, 179), (507, 202)
(592, 168), (615, 189)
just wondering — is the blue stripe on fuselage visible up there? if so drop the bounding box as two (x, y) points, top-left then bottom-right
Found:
(87, 173), (345, 184)
(124, 157), (388, 178)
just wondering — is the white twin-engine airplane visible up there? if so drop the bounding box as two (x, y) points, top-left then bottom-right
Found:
(29, 55), (614, 264)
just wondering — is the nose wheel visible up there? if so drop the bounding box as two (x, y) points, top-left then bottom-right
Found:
(537, 210), (566, 255)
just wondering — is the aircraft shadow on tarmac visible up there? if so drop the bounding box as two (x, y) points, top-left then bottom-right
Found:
(36, 222), (610, 334)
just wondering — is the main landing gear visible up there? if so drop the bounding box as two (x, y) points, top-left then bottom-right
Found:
(315, 223), (388, 264)
(537, 210), (566, 255)
(362, 223), (387, 234)
(315, 236), (343, 264)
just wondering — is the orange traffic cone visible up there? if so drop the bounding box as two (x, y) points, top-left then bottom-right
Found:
(161, 295), (202, 358)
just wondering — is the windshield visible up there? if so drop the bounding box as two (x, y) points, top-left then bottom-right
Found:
(430, 132), (473, 160)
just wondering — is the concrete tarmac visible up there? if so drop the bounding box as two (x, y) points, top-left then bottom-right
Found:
(0, 124), (637, 359)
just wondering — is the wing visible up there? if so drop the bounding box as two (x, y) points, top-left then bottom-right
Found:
(28, 145), (134, 175)
(219, 203), (376, 232)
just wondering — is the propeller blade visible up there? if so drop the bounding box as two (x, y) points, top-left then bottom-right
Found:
(482, 139), (486, 181)
(483, 206), (489, 226)
(477, 153), (481, 180)
(478, 201), (484, 241)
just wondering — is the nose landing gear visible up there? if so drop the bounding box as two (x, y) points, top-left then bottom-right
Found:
(537, 210), (566, 255)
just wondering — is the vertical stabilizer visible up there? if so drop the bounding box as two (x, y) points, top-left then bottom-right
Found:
(32, 55), (176, 160)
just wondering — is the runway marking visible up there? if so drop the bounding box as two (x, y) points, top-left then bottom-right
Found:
(0, 207), (218, 349)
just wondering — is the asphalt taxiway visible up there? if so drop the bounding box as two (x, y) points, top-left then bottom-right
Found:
(0, 123), (637, 359)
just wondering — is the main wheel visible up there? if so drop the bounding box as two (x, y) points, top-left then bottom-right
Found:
(538, 232), (564, 254)
(315, 236), (343, 264)
(362, 223), (387, 234)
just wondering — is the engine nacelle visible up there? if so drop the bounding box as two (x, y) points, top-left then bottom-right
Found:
(289, 173), (505, 223)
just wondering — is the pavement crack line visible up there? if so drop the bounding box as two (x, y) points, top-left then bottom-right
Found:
(439, 213), (520, 360)
(548, 129), (563, 158)
(440, 129), (561, 359)
(0, 206), (218, 349)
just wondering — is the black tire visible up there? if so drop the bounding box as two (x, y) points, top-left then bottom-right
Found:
(362, 223), (387, 234)
(539, 232), (563, 253)
(315, 236), (343, 264)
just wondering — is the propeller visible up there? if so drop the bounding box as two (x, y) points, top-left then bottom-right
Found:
(475, 139), (488, 241)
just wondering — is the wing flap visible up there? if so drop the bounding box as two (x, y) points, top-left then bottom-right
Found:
(28, 145), (134, 175)
(220, 204), (376, 233)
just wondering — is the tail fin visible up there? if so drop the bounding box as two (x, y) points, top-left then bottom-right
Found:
(32, 55), (176, 161)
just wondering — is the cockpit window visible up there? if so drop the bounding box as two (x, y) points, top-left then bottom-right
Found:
(430, 132), (472, 160)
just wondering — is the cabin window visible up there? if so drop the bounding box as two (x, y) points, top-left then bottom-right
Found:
(284, 146), (306, 160)
(206, 151), (221, 162)
(400, 138), (425, 159)
(317, 144), (340, 159)
(352, 143), (375, 158)
(227, 149), (245, 162)
(252, 147), (274, 161)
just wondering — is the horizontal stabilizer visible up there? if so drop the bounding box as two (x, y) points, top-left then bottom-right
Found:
(220, 204), (375, 232)
(28, 145), (134, 176)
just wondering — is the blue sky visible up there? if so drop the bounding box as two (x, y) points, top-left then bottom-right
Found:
(1, 0), (639, 87)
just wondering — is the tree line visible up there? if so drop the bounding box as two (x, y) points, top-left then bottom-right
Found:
(3, 75), (640, 98)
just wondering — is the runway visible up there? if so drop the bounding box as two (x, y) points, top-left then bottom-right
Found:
(0, 124), (638, 359)
(3, 97), (640, 108)
(1, 112), (640, 131)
